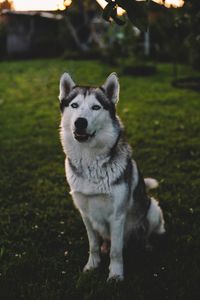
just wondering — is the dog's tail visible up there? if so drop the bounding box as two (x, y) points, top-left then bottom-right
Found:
(144, 178), (159, 192)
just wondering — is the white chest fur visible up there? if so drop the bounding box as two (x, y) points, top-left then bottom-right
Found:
(72, 192), (113, 239)
(65, 157), (112, 195)
(64, 139), (130, 196)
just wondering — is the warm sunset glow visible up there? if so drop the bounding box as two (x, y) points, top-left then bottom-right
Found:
(10, 0), (184, 12)
(96, 0), (125, 16)
(150, 0), (184, 8)
(97, 0), (184, 10)
(12, 0), (69, 11)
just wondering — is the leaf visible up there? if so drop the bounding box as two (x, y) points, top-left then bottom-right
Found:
(110, 5), (126, 26)
(112, 15), (126, 26)
(102, 1), (126, 26)
(102, 1), (116, 22)
(116, 0), (149, 31)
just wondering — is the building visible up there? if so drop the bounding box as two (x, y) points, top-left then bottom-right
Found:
(0, 10), (63, 57)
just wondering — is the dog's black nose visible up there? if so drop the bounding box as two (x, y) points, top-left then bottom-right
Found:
(74, 118), (88, 130)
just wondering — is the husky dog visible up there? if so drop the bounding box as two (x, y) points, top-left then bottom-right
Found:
(59, 72), (165, 281)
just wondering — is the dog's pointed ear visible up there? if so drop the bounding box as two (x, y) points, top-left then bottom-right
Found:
(59, 73), (75, 101)
(102, 73), (119, 104)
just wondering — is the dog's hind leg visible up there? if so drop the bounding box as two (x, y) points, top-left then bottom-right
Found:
(146, 197), (165, 236)
(82, 216), (101, 272)
(141, 198), (165, 251)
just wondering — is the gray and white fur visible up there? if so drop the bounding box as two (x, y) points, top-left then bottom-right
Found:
(59, 72), (165, 281)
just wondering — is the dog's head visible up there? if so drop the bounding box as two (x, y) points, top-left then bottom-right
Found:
(59, 73), (120, 143)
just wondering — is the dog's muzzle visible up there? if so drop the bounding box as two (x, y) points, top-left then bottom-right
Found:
(74, 117), (95, 142)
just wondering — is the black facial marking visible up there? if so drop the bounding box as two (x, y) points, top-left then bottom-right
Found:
(95, 90), (116, 120)
(95, 92), (109, 110)
(60, 85), (116, 119)
(92, 104), (101, 111)
(60, 90), (79, 113)
(81, 87), (88, 97)
(73, 85), (93, 98)
(60, 86), (92, 113)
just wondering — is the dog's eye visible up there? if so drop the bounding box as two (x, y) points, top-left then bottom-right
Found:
(91, 105), (101, 111)
(71, 103), (79, 109)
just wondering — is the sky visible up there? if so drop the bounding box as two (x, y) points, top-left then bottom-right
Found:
(12, 0), (70, 11)
(153, 0), (184, 8)
(9, 0), (184, 11)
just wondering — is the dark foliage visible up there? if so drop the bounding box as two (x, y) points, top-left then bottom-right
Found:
(102, 0), (164, 31)
(0, 0), (13, 11)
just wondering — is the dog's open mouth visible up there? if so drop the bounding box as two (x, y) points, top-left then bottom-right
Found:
(74, 131), (96, 142)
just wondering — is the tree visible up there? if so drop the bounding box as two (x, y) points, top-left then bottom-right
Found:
(0, 1), (13, 58)
(62, 0), (105, 52)
(101, 0), (164, 31)
(181, 0), (200, 68)
(0, 0), (13, 11)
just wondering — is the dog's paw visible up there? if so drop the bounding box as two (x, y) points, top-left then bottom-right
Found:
(83, 263), (97, 272)
(107, 272), (124, 282)
(108, 261), (124, 281)
(83, 263), (99, 272)
(83, 255), (100, 272)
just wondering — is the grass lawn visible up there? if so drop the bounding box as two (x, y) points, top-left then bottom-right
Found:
(0, 58), (200, 300)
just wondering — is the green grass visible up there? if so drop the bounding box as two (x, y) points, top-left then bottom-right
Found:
(0, 59), (200, 300)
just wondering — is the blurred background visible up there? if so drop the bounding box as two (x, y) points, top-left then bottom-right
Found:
(0, 0), (199, 76)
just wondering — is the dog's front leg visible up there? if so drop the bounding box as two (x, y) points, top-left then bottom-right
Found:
(108, 215), (125, 281)
(82, 216), (101, 272)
